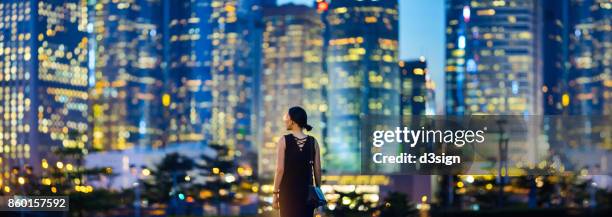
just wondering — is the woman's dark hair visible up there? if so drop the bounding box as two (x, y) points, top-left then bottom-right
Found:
(288, 106), (313, 131)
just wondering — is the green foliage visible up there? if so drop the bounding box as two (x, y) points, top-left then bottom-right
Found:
(377, 192), (418, 217)
(143, 152), (195, 203)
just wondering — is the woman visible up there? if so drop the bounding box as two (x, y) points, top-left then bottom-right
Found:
(272, 106), (322, 217)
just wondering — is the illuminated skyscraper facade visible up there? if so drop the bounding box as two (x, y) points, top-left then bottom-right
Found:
(0, 0), (89, 176)
(541, 0), (611, 116)
(445, 0), (547, 169)
(91, 0), (165, 151)
(541, 0), (570, 115)
(165, 0), (213, 144)
(165, 0), (260, 165)
(326, 0), (400, 173)
(566, 0), (611, 116)
(541, 0), (611, 157)
(208, 0), (257, 158)
(399, 59), (427, 118)
(258, 4), (325, 179)
(445, 0), (542, 116)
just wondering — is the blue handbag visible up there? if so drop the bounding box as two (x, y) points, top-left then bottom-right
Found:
(307, 137), (326, 207)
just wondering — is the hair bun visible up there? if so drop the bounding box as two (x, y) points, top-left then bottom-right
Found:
(288, 106), (312, 131)
(304, 124), (313, 131)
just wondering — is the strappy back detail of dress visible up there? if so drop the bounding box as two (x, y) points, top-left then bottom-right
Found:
(294, 135), (308, 152)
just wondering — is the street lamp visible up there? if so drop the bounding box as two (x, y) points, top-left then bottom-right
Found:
(496, 119), (509, 207)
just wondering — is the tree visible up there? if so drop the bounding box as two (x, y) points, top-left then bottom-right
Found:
(143, 152), (195, 204)
(196, 144), (237, 212)
(377, 192), (418, 217)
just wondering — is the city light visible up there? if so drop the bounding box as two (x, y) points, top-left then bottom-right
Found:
(142, 168), (151, 176)
(18, 177), (25, 185)
(463, 6), (470, 22)
(0, 0), (609, 216)
(317, 1), (329, 12)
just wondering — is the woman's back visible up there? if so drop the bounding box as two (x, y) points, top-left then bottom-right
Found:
(279, 134), (315, 217)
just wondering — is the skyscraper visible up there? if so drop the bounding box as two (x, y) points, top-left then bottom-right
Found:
(0, 0), (89, 178)
(541, 0), (611, 116)
(445, 0), (542, 116)
(91, 0), (165, 151)
(165, 0), (213, 144)
(541, 0), (570, 115)
(325, 0), (400, 173)
(566, 0), (611, 116)
(208, 0), (257, 159)
(540, 0), (611, 168)
(445, 0), (548, 178)
(399, 59), (427, 118)
(165, 0), (260, 166)
(258, 4), (324, 179)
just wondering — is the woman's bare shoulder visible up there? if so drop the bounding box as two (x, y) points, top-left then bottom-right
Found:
(277, 135), (287, 147)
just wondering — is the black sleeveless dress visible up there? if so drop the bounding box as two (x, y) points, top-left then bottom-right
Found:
(279, 134), (315, 217)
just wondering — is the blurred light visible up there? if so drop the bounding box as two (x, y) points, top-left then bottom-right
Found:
(413, 68), (424, 75)
(184, 175), (191, 182)
(335, 7), (347, 14)
(466, 175), (474, 183)
(317, 1), (329, 12)
(421, 195), (428, 203)
(341, 196), (351, 205)
(485, 183), (493, 190)
(562, 93), (570, 106)
(456, 181), (464, 188)
(225, 174), (236, 183)
(471, 204), (480, 211)
(162, 94), (171, 107)
(328, 203), (336, 210)
(42, 178), (52, 185)
(212, 167), (220, 174)
(142, 168), (151, 176)
(18, 177), (25, 185)
(178, 193), (185, 200)
(42, 159), (49, 169)
(467, 59), (477, 72)
(219, 189), (228, 196)
(56, 162), (64, 169)
(199, 190), (213, 199)
(458, 36), (466, 49)
(463, 6), (471, 22)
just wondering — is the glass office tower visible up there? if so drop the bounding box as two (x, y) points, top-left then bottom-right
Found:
(541, 0), (570, 115)
(0, 0), (89, 182)
(91, 0), (165, 151)
(165, 0), (213, 144)
(258, 4), (325, 179)
(399, 59), (427, 118)
(445, 0), (546, 172)
(165, 0), (259, 166)
(326, 0), (400, 173)
(567, 0), (611, 116)
(445, 0), (542, 116)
